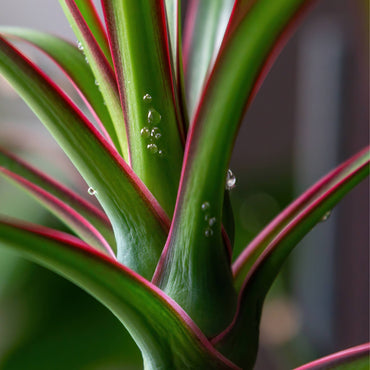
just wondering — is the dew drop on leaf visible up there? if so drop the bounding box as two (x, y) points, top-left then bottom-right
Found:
(140, 127), (150, 138)
(208, 217), (217, 226)
(94, 80), (100, 86)
(320, 210), (331, 222)
(88, 187), (97, 196)
(143, 93), (152, 102)
(151, 127), (161, 140)
(204, 227), (214, 237)
(226, 169), (236, 190)
(147, 143), (158, 154)
(77, 41), (84, 50)
(147, 109), (161, 124)
(201, 202), (210, 211)
(158, 149), (165, 157)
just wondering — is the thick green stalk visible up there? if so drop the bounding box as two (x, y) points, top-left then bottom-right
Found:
(102, 0), (184, 216)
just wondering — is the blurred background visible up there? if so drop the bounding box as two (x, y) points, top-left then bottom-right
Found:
(0, 1), (368, 369)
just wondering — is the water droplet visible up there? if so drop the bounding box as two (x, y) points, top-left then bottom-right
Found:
(208, 217), (216, 226)
(143, 93), (152, 102)
(321, 211), (331, 222)
(201, 202), (210, 211)
(88, 187), (97, 196)
(147, 109), (161, 124)
(151, 127), (161, 140)
(204, 227), (214, 237)
(77, 41), (84, 50)
(84, 56), (89, 64)
(226, 169), (236, 190)
(147, 143), (158, 154)
(95, 80), (100, 86)
(158, 149), (164, 157)
(140, 127), (150, 138)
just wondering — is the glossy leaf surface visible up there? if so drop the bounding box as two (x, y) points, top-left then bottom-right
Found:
(153, 0), (310, 338)
(0, 27), (121, 154)
(0, 148), (114, 247)
(233, 147), (370, 291)
(0, 220), (239, 370)
(213, 148), (369, 368)
(72, 0), (113, 65)
(102, 0), (184, 216)
(0, 36), (169, 279)
(183, 0), (234, 118)
(59, 0), (129, 161)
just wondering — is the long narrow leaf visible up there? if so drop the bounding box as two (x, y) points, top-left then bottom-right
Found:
(59, 0), (129, 162)
(233, 147), (370, 291)
(0, 220), (239, 370)
(0, 27), (120, 153)
(212, 149), (369, 368)
(165, 0), (189, 136)
(152, 0), (312, 338)
(0, 157), (114, 257)
(101, 0), (184, 216)
(0, 36), (169, 279)
(294, 343), (370, 370)
(183, 0), (234, 119)
(165, 0), (179, 82)
(72, 0), (113, 65)
(0, 147), (115, 249)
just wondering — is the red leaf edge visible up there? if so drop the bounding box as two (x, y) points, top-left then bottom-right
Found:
(0, 218), (240, 369)
(0, 36), (170, 232)
(293, 343), (370, 370)
(0, 167), (115, 257)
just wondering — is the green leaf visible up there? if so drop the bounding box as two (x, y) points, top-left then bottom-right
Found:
(0, 36), (169, 279)
(0, 27), (121, 157)
(165, 0), (179, 81)
(0, 220), (240, 370)
(165, 0), (188, 135)
(71, 0), (113, 66)
(0, 148), (114, 256)
(152, 0), (311, 337)
(59, 0), (129, 162)
(101, 0), (184, 216)
(183, 0), (234, 119)
(233, 147), (370, 291)
(213, 148), (370, 368)
(0, 148), (112, 242)
(294, 343), (370, 370)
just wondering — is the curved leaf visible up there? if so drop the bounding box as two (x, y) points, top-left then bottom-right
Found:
(0, 220), (240, 370)
(0, 147), (115, 249)
(0, 27), (121, 155)
(0, 36), (169, 279)
(183, 0), (234, 119)
(0, 168), (114, 257)
(294, 343), (370, 370)
(71, 0), (113, 65)
(233, 147), (370, 291)
(101, 0), (184, 216)
(152, 0), (312, 338)
(59, 0), (129, 162)
(213, 148), (369, 368)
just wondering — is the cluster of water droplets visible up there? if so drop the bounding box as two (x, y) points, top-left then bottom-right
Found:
(77, 40), (89, 64)
(140, 93), (164, 157)
(225, 169), (236, 190)
(201, 201), (216, 237)
(94, 79), (102, 92)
